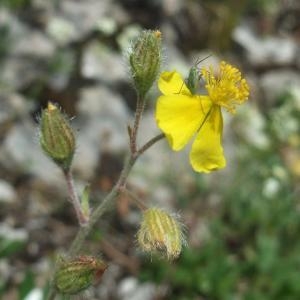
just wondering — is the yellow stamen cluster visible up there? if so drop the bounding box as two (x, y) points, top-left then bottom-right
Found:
(201, 61), (249, 113)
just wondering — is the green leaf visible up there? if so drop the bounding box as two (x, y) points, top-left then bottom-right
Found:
(0, 238), (25, 258)
(19, 270), (35, 300)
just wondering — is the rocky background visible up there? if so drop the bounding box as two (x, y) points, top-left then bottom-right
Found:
(0, 0), (300, 299)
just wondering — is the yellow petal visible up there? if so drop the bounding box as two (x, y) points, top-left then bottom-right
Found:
(190, 106), (226, 172)
(156, 95), (212, 151)
(158, 71), (191, 96)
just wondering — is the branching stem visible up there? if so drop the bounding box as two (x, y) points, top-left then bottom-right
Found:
(120, 187), (148, 211)
(47, 131), (165, 299)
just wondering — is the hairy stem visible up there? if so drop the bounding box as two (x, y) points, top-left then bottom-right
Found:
(130, 96), (145, 153)
(64, 170), (88, 226)
(137, 133), (165, 155)
(67, 154), (137, 257)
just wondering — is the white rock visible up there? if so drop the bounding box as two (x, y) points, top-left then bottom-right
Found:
(0, 180), (16, 203)
(96, 17), (117, 36)
(1, 10), (54, 58)
(117, 24), (142, 52)
(0, 93), (29, 124)
(262, 177), (280, 198)
(74, 86), (130, 178)
(235, 104), (270, 150)
(1, 120), (64, 185)
(24, 288), (43, 300)
(260, 70), (300, 105)
(0, 224), (28, 241)
(289, 85), (300, 111)
(117, 277), (156, 300)
(233, 23), (298, 66)
(46, 17), (77, 46)
(82, 41), (126, 82)
(61, 0), (110, 38)
(12, 30), (55, 58)
(0, 57), (46, 90)
(162, 0), (183, 15)
(78, 86), (129, 119)
(0, 260), (10, 281)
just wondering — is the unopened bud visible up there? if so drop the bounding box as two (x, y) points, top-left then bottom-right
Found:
(54, 256), (107, 295)
(39, 102), (75, 171)
(137, 207), (185, 260)
(129, 30), (162, 97)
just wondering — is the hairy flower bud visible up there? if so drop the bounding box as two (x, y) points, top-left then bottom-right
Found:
(54, 256), (107, 295)
(39, 102), (75, 171)
(137, 207), (185, 260)
(129, 30), (162, 97)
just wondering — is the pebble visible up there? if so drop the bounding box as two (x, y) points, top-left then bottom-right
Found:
(0, 224), (28, 242)
(117, 277), (156, 300)
(233, 22), (298, 66)
(0, 180), (16, 204)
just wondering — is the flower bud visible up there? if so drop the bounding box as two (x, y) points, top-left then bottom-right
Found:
(137, 207), (185, 260)
(39, 102), (75, 171)
(54, 256), (107, 295)
(129, 30), (162, 97)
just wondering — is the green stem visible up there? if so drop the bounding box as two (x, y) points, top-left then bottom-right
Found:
(68, 133), (165, 256)
(64, 170), (88, 226)
(137, 133), (164, 155)
(130, 96), (146, 153)
(67, 154), (137, 257)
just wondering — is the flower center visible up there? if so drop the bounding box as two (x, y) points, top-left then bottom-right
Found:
(201, 61), (249, 113)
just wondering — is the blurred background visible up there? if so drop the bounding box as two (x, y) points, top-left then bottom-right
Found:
(0, 0), (300, 299)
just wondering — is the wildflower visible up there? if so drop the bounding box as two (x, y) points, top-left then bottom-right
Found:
(137, 207), (185, 260)
(155, 61), (249, 172)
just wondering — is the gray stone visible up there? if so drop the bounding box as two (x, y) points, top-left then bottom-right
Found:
(11, 29), (55, 58)
(96, 17), (117, 36)
(74, 86), (130, 178)
(0, 57), (46, 90)
(0, 93), (29, 124)
(46, 17), (77, 46)
(117, 24), (142, 52)
(1, 120), (64, 185)
(260, 70), (300, 105)
(0, 224), (28, 242)
(82, 41), (126, 82)
(117, 277), (156, 300)
(0, 10), (54, 58)
(234, 104), (270, 150)
(61, 0), (110, 39)
(233, 22), (298, 66)
(0, 180), (16, 203)
(23, 288), (43, 300)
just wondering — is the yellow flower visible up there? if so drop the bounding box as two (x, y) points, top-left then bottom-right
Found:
(155, 61), (249, 173)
